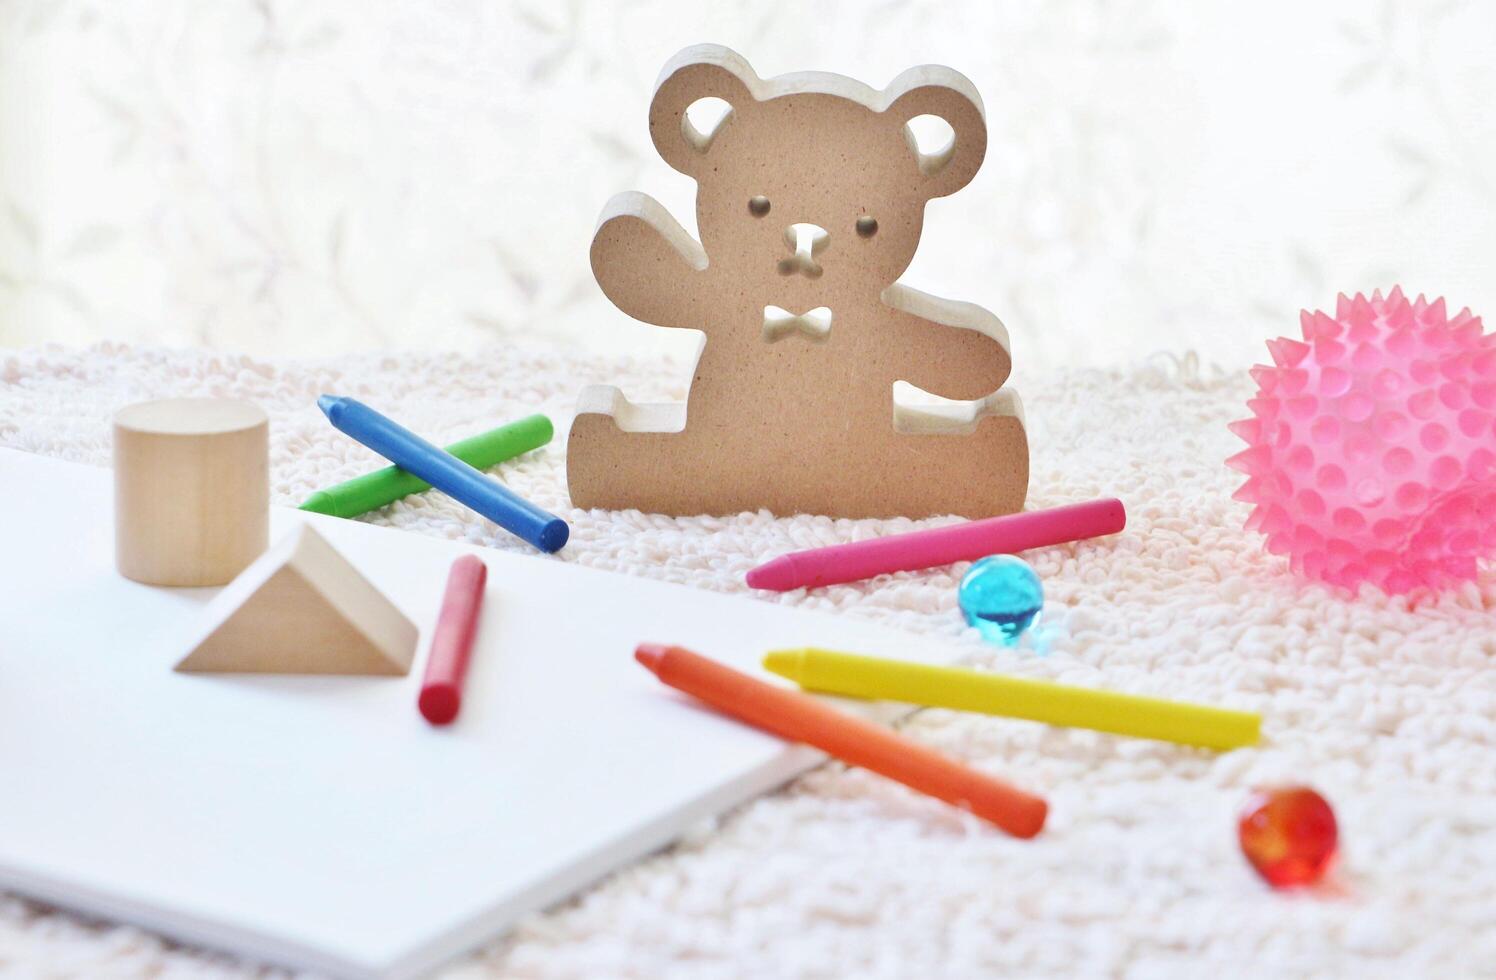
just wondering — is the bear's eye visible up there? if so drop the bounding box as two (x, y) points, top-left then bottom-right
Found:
(748, 196), (771, 218)
(855, 215), (878, 238)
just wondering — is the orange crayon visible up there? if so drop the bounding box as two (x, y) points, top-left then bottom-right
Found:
(634, 644), (1047, 838)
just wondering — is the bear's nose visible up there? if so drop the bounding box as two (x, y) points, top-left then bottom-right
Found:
(778, 223), (829, 278)
(784, 223), (830, 256)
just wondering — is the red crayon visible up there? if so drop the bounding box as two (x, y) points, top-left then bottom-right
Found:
(418, 555), (488, 725)
(747, 497), (1126, 591)
(635, 643), (1047, 838)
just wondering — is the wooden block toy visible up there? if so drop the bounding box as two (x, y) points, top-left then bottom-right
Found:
(568, 44), (1029, 520)
(175, 523), (417, 676)
(114, 398), (269, 586)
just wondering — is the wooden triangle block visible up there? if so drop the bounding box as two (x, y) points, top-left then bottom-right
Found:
(175, 524), (417, 676)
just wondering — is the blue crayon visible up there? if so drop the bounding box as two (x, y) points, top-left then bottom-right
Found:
(317, 395), (569, 553)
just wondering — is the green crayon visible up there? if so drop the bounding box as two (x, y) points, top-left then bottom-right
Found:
(301, 413), (553, 519)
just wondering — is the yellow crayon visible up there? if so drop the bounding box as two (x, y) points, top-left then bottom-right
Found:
(763, 648), (1260, 751)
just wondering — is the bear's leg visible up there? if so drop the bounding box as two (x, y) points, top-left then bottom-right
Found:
(893, 414), (1029, 519)
(567, 418), (683, 512)
(566, 386), (722, 514)
(861, 391), (1030, 519)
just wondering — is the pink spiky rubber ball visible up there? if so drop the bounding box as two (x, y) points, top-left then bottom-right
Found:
(1230, 287), (1496, 594)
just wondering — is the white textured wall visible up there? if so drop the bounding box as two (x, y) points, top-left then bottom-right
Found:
(2, 0), (1493, 378)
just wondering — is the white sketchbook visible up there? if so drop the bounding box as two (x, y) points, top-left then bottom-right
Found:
(0, 449), (950, 979)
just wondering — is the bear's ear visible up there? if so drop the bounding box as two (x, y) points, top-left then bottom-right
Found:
(648, 45), (758, 178)
(883, 66), (988, 200)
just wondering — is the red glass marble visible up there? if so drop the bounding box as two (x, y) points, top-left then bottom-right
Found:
(1237, 786), (1339, 888)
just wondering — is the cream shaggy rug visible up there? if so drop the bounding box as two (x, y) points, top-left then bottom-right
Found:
(1, 343), (1493, 979)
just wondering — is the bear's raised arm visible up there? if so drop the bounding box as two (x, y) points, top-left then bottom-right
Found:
(881, 283), (1013, 400)
(589, 192), (708, 330)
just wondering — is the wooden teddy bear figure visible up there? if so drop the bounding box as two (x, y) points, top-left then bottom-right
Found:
(568, 45), (1028, 519)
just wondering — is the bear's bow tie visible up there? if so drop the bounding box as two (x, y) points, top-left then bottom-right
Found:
(762, 306), (833, 343)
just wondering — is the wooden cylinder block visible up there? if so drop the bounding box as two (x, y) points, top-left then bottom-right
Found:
(114, 399), (269, 587)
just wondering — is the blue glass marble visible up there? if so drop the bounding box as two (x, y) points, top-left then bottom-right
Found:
(958, 555), (1043, 645)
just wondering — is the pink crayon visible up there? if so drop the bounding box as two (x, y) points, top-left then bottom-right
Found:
(418, 555), (488, 725)
(746, 498), (1126, 592)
